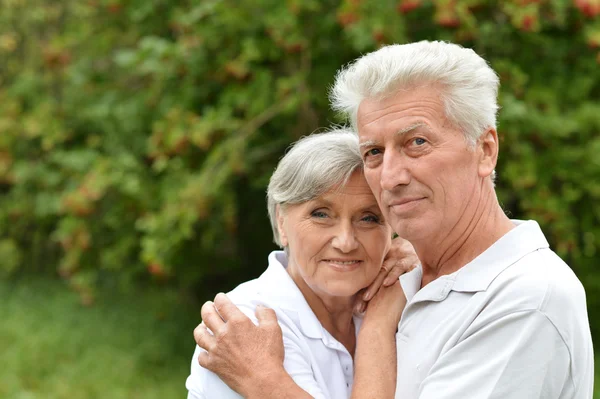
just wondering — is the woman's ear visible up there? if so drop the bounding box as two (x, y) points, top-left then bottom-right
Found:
(276, 205), (288, 247)
(478, 128), (499, 178)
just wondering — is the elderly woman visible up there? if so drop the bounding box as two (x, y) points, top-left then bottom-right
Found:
(186, 129), (413, 398)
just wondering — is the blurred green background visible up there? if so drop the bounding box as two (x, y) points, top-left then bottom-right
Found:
(0, 0), (599, 397)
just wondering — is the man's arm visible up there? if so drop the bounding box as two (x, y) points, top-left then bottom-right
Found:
(194, 294), (312, 399)
(195, 282), (406, 399)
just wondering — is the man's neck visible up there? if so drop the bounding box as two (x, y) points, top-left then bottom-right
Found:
(415, 191), (515, 288)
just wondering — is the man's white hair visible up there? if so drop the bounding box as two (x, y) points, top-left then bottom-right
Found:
(267, 129), (362, 247)
(330, 41), (500, 144)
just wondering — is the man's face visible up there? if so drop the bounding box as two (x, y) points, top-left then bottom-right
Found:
(356, 86), (482, 243)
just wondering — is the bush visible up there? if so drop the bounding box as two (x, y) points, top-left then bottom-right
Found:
(0, 0), (599, 336)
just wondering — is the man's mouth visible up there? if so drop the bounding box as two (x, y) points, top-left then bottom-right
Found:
(388, 197), (425, 213)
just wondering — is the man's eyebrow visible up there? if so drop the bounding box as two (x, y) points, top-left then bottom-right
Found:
(359, 140), (379, 151)
(395, 122), (429, 138)
(359, 122), (430, 150)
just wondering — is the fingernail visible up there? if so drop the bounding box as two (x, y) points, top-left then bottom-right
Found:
(358, 303), (366, 313)
(363, 291), (371, 301)
(384, 277), (394, 285)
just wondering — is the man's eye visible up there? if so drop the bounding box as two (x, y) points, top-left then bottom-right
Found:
(311, 211), (328, 218)
(414, 138), (426, 145)
(365, 148), (381, 158)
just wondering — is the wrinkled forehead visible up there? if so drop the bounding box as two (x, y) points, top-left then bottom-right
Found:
(317, 170), (378, 205)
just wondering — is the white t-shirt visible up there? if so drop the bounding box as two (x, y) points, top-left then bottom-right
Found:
(395, 220), (594, 398)
(186, 251), (360, 399)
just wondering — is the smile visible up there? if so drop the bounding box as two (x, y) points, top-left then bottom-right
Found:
(322, 259), (363, 271)
(389, 197), (424, 213)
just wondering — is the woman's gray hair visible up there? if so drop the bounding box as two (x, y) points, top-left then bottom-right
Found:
(330, 41), (500, 145)
(267, 129), (363, 247)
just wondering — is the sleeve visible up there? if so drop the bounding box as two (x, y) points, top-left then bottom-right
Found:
(185, 344), (243, 399)
(185, 303), (328, 399)
(417, 310), (572, 399)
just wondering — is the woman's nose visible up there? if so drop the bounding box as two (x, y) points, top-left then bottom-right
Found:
(331, 223), (359, 253)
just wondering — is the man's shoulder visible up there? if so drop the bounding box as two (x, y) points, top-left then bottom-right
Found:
(485, 247), (594, 392)
(482, 247), (590, 344)
(491, 247), (586, 309)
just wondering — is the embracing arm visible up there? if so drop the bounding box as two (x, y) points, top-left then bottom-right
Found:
(193, 294), (313, 399)
(193, 288), (404, 399)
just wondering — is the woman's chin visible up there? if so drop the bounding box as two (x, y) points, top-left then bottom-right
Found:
(318, 283), (368, 300)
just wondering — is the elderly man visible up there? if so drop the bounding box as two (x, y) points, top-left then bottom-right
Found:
(193, 41), (594, 398)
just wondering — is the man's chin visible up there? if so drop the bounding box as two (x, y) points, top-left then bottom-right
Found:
(390, 219), (423, 242)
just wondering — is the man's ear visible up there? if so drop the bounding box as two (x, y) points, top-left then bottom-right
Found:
(276, 205), (288, 247)
(478, 128), (499, 178)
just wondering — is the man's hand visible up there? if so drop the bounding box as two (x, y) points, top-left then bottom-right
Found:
(194, 293), (285, 397)
(355, 236), (418, 313)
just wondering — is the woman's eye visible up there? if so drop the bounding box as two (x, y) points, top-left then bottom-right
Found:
(414, 137), (426, 146)
(361, 215), (380, 223)
(311, 210), (328, 219)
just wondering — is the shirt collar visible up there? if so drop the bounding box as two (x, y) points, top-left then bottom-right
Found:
(400, 220), (550, 302)
(256, 251), (327, 339)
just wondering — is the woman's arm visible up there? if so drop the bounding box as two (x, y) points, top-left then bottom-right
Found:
(351, 281), (406, 399)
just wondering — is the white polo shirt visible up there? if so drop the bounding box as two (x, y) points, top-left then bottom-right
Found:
(395, 220), (594, 398)
(186, 251), (360, 399)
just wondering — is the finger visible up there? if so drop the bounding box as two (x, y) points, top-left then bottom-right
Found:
(383, 259), (418, 286)
(213, 292), (248, 323)
(354, 299), (366, 314)
(198, 350), (212, 369)
(201, 301), (225, 332)
(255, 305), (278, 326)
(363, 266), (388, 301)
(194, 323), (216, 352)
(383, 261), (404, 286)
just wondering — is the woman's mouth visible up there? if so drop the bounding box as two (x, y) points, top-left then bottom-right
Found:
(322, 259), (363, 271)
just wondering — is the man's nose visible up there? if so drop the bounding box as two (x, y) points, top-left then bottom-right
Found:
(380, 150), (411, 191)
(331, 222), (359, 253)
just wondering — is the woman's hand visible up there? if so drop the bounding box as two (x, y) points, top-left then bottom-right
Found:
(362, 280), (407, 333)
(354, 236), (418, 313)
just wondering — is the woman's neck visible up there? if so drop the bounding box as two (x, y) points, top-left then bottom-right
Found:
(286, 263), (357, 355)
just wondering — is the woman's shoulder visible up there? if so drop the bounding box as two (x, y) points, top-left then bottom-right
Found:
(225, 271), (315, 343)
(225, 278), (299, 328)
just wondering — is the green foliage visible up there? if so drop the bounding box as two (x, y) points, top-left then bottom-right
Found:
(0, 0), (599, 334)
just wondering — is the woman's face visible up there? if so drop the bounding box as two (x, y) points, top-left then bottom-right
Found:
(277, 170), (392, 298)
